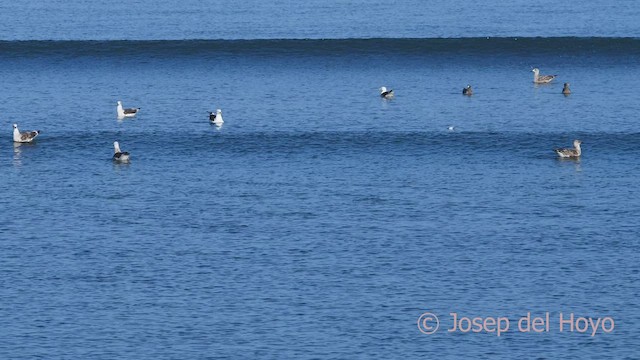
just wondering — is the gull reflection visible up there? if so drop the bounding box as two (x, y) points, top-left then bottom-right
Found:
(13, 142), (24, 167)
(556, 156), (582, 172)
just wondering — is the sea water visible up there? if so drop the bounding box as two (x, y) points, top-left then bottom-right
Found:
(1, 2), (639, 359)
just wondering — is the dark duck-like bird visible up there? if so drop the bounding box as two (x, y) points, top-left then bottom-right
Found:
(462, 85), (473, 96)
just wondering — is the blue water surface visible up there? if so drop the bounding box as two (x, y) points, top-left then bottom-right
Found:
(1, 2), (639, 359)
(1, 0), (640, 39)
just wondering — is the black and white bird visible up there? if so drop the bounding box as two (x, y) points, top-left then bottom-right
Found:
(112, 141), (130, 162)
(117, 101), (140, 119)
(208, 109), (224, 126)
(13, 123), (40, 143)
(532, 68), (557, 84)
(462, 85), (473, 96)
(555, 139), (582, 158)
(379, 86), (394, 99)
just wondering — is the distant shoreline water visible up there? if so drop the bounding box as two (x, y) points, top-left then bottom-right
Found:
(1, 37), (640, 57)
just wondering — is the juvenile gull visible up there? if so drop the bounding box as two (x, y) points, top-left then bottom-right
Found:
(532, 68), (557, 84)
(117, 101), (140, 119)
(555, 139), (582, 158)
(562, 83), (571, 95)
(209, 109), (224, 126)
(462, 85), (473, 96)
(112, 141), (130, 162)
(12, 124), (40, 143)
(379, 86), (394, 99)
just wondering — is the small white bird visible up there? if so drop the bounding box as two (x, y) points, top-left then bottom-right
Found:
(532, 68), (557, 84)
(117, 101), (140, 119)
(379, 86), (394, 99)
(555, 139), (582, 158)
(112, 141), (130, 162)
(447, 125), (455, 131)
(208, 109), (224, 125)
(13, 123), (40, 143)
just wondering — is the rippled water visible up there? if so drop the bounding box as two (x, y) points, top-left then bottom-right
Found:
(1, 2), (640, 358)
(1, 0), (640, 39)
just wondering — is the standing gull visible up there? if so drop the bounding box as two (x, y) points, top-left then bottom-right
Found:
(112, 141), (130, 162)
(117, 101), (140, 119)
(209, 109), (224, 126)
(555, 139), (582, 158)
(532, 68), (557, 84)
(13, 124), (40, 143)
(462, 85), (473, 96)
(379, 86), (394, 99)
(562, 83), (571, 95)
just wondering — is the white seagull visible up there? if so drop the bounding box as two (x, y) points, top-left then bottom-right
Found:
(112, 141), (130, 162)
(117, 101), (140, 119)
(379, 86), (394, 99)
(532, 68), (557, 84)
(555, 139), (582, 158)
(13, 123), (40, 143)
(208, 109), (224, 126)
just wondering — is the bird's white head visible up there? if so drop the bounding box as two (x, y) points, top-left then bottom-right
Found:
(113, 141), (121, 153)
(380, 86), (388, 93)
(214, 109), (224, 124)
(116, 101), (125, 118)
(532, 68), (539, 74)
(574, 139), (582, 147)
(13, 124), (17, 129)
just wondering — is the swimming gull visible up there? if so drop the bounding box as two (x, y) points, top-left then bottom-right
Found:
(117, 101), (140, 119)
(532, 68), (556, 84)
(12, 123), (40, 143)
(379, 86), (394, 99)
(209, 109), (224, 126)
(555, 139), (582, 158)
(112, 141), (130, 162)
